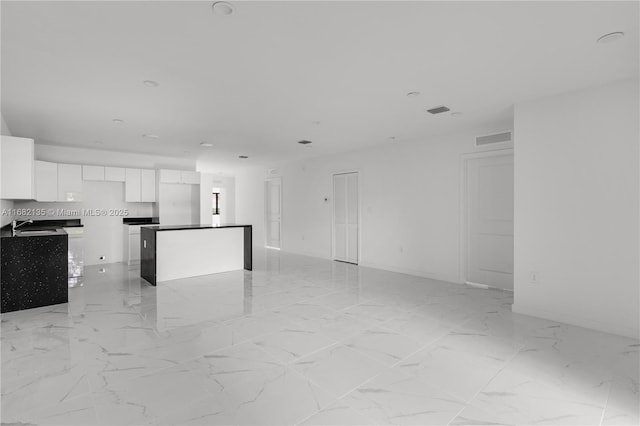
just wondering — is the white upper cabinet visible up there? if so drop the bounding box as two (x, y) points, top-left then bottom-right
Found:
(1, 135), (35, 200)
(125, 168), (141, 202)
(83, 165), (105, 181)
(57, 163), (82, 202)
(181, 171), (201, 185)
(105, 167), (126, 182)
(35, 161), (58, 202)
(125, 168), (155, 202)
(140, 169), (156, 202)
(159, 169), (181, 184)
(158, 169), (200, 185)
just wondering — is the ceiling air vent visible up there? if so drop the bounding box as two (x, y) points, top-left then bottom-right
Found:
(475, 130), (512, 147)
(297, 140), (312, 145)
(427, 105), (450, 114)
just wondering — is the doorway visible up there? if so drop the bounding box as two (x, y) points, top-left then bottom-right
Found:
(464, 151), (514, 290)
(265, 177), (282, 249)
(332, 171), (359, 264)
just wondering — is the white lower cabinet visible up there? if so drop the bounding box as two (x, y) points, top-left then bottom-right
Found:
(124, 225), (142, 265)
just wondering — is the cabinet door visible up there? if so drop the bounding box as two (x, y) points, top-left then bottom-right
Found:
(1, 136), (35, 200)
(129, 234), (141, 264)
(82, 165), (105, 181)
(105, 167), (126, 182)
(140, 169), (156, 202)
(35, 161), (58, 202)
(181, 171), (201, 185)
(125, 168), (141, 202)
(58, 164), (83, 202)
(159, 169), (181, 184)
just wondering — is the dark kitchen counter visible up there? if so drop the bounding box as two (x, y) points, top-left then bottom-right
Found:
(123, 217), (159, 226)
(141, 224), (251, 232)
(0, 219), (83, 238)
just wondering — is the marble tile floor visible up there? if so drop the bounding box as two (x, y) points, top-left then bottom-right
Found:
(1, 249), (638, 425)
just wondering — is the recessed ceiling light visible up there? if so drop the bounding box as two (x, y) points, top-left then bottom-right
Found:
(238, 155), (249, 159)
(388, 136), (396, 141)
(406, 91), (421, 97)
(143, 80), (159, 87)
(297, 140), (312, 145)
(212, 1), (233, 15)
(597, 32), (625, 44)
(142, 134), (160, 139)
(200, 142), (213, 147)
(112, 118), (124, 124)
(312, 121), (321, 125)
(94, 140), (103, 145)
(450, 111), (463, 117)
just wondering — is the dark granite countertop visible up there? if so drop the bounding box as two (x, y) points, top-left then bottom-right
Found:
(141, 224), (251, 232)
(123, 217), (159, 225)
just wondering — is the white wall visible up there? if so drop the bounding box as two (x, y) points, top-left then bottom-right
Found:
(236, 121), (512, 283)
(513, 79), (639, 339)
(0, 114), (14, 226)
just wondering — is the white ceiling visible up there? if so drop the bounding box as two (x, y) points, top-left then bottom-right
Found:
(1, 1), (638, 172)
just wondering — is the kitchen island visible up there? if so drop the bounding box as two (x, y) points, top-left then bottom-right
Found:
(0, 225), (69, 313)
(140, 224), (252, 286)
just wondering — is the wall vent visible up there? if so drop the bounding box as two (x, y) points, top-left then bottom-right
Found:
(426, 105), (450, 114)
(475, 130), (512, 147)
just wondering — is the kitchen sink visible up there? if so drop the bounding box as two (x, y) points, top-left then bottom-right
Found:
(16, 229), (59, 236)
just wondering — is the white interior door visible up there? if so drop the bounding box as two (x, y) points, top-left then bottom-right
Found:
(466, 153), (514, 290)
(265, 177), (282, 249)
(333, 172), (359, 264)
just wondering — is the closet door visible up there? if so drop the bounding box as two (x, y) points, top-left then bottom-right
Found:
(333, 172), (358, 264)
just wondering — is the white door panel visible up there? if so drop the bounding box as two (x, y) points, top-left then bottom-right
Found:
(466, 154), (514, 290)
(265, 178), (282, 248)
(333, 172), (358, 264)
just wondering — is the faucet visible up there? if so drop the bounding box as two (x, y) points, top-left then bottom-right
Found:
(12, 219), (33, 236)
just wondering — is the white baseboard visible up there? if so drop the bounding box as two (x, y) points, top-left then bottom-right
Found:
(512, 303), (639, 340)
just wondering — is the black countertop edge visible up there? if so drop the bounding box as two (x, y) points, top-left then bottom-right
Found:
(123, 217), (159, 225)
(141, 224), (252, 232)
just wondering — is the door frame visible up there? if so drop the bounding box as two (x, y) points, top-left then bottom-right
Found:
(264, 176), (282, 250)
(331, 169), (361, 264)
(459, 148), (514, 288)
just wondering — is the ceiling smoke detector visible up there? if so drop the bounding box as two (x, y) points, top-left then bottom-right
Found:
(597, 32), (625, 44)
(143, 80), (159, 87)
(112, 118), (124, 124)
(200, 142), (213, 147)
(427, 105), (450, 114)
(406, 91), (420, 97)
(212, 1), (234, 15)
(297, 140), (312, 145)
(142, 134), (160, 139)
